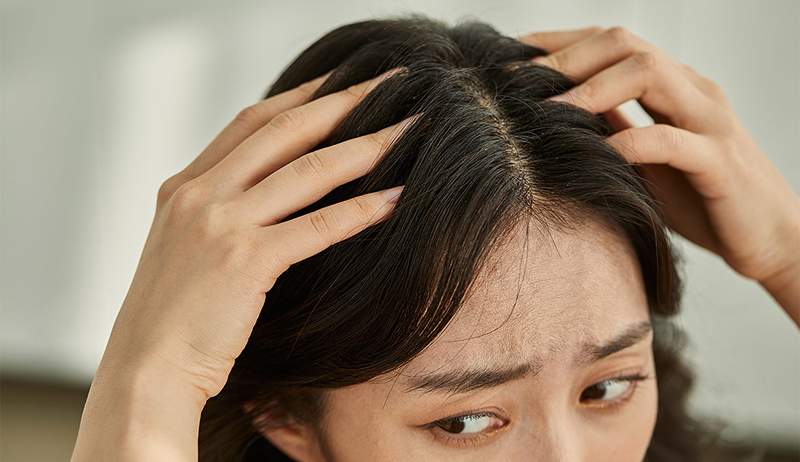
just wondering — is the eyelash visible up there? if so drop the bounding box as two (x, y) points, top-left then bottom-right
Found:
(424, 411), (507, 448)
(579, 372), (650, 410)
(424, 372), (651, 448)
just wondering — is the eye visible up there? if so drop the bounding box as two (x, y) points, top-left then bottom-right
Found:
(433, 412), (503, 435)
(579, 374), (649, 407)
(425, 411), (508, 447)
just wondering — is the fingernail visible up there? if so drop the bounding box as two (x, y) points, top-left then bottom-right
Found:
(377, 66), (406, 82)
(363, 67), (407, 93)
(378, 113), (422, 140)
(382, 185), (404, 204)
(396, 113), (422, 133)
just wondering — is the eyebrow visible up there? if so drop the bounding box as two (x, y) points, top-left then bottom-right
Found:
(577, 320), (653, 366)
(404, 320), (652, 395)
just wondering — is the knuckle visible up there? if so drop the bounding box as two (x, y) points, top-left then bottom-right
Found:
(620, 129), (638, 152)
(170, 180), (209, 212)
(545, 51), (567, 71)
(291, 151), (329, 179)
(551, 49), (569, 69)
(654, 124), (683, 150)
(364, 132), (388, 153)
(157, 173), (187, 206)
(607, 26), (633, 46)
(575, 80), (596, 103)
(680, 63), (723, 97)
(269, 107), (307, 132)
(308, 210), (336, 242)
(613, 130), (641, 161)
(233, 104), (265, 126)
(178, 201), (231, 245)
(531, 53), (549, 66)
(352, 196), (377, 224)
(632, 51), (659, 72)
(587, 25), (604, 35)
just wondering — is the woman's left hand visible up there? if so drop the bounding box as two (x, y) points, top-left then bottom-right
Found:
(518, 26), (800, 325)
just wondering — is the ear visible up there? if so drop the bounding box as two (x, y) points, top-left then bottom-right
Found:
(244, 402), (324, 462)
(260, 421), (323, 462)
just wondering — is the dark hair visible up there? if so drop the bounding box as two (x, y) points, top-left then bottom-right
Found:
(199, 14), (718, 461)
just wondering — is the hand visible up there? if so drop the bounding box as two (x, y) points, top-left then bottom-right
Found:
(518, 27), (800, 324)
(72, 67), (412, 460)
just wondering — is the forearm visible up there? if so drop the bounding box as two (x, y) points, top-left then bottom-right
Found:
(71, 354), (206, 461)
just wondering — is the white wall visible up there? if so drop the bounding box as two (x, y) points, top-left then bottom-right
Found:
(2, 0), (798, 447)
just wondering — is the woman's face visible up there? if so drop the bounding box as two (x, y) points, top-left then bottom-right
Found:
(265, 217), (657, 461)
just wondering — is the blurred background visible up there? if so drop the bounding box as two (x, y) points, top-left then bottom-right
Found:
(1, 0), (799, 460)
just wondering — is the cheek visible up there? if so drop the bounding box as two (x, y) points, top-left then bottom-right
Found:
(591, 379), (659, 461)
(643, 377), (659, 447)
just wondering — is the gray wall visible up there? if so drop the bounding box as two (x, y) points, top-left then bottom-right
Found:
(2, 0), (798, 449)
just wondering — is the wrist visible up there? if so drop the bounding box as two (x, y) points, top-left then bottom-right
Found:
(72, 349), (207, 461)
(759, 242), (800, 328)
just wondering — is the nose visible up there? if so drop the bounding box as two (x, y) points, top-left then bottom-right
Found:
(516, 414), (585, 462)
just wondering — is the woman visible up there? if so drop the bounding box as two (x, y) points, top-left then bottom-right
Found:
(71, 16), (799, 461)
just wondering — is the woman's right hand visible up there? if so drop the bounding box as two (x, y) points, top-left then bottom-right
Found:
(72, 67), (411, 461)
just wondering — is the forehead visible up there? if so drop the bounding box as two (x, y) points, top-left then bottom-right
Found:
(398, 215), (649, 377)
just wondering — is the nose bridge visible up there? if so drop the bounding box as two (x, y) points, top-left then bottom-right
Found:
(519, 408), (584, 462)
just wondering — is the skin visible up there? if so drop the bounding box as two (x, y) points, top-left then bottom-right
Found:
(71, 26), (800, 461)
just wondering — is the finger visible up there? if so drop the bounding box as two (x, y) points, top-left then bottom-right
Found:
(516, 26), (604, 53)
(679, 63), (730, 105)
(548, 52), (718, 133)
(204, 67), (405, 193)
(528, 26), (732, 107)
(605, 124), (718, 175)
(531, 27), (657, 82)
(528, 26), (729, 122)
(602, 106), (636, 132)
(237, 115), (419, 225)
(636, 164), (721, 253)
(265, 185), (404, 271)
(181, 70), (333, 181)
